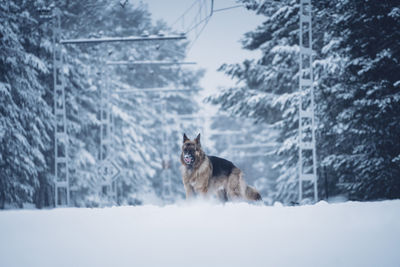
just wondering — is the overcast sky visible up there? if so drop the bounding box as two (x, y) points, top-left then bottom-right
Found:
(142, 0), (264, 97)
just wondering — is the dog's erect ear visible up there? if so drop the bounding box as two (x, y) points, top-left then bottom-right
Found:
(183, 133), (189, 143)
(195, 133), (201, 146)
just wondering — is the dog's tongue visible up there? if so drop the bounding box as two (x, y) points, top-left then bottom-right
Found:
(184, 156), (192, 164)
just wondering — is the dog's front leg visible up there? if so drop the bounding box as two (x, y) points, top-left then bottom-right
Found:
(197, 185), (208, 196)
(195, 179), (209, 199)
(183, 183), (195, 199)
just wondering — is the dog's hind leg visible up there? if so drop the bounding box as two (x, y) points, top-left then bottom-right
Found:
(228, 168), (262, 202)
(245, 186), (262, 201)
(226, 168), (243, 201)
(216, 188), (228, 203)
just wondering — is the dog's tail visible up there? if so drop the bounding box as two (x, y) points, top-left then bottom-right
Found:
(238, 171), (262, 201)
(245, 185), (262, 201)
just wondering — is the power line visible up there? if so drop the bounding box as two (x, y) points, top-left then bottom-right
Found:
(190, 3), (246, 31)
(186, 16), (211, 53)
(185, 14), (210, 34)
(170, 0), (199, 29)
(213, 4), (244, 13)
(186, 2), (247, 52)
(184, 2), (206, 34)
(170, 1), (246, 54)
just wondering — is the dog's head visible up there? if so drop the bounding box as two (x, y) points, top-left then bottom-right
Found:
(181, 133), (202, 167)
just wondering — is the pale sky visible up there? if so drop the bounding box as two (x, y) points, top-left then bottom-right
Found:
(141, 0), (264, 98)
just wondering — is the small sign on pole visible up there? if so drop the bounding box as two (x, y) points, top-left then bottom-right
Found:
(97, 160), (121, 183)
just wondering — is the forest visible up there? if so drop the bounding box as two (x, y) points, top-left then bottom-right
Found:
(0, 0), (399, 208)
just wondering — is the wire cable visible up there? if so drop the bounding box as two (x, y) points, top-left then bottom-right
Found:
(186, 15), (211, 53)
(179, 1), (247, 54)
(170, 0), (199, 29)
(213, 4), (244, 13)
(185, 14), (210, 34)
(184, 2), (206, 34)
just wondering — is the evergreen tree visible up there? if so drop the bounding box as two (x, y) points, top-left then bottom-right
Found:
(0, 1), (53, 208)
(315, 0), (400, 200)
(209, 0), (400, 203)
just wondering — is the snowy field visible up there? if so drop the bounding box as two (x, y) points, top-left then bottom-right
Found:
(1, 200), (399, 267)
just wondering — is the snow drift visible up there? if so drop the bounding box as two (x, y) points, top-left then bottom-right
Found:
(0, 200), (399, 267)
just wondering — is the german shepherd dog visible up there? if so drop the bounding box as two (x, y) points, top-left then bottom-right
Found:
(180, 133), (262, 202)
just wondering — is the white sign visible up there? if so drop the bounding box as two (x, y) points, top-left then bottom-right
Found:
(97, 160), (121, 182)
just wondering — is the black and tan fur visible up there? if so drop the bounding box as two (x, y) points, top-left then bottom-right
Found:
(180, 133), (262, 202)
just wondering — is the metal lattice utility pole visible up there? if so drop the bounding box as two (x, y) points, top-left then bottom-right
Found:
(52, 8), (70, 207)
(98, 63), (119, 201)
(298, 0), (318, 203)
(160, 99), (173, 201)
(48, 16), (186, 206)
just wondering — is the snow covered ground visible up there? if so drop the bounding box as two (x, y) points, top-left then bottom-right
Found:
(0, 200), (399, 267)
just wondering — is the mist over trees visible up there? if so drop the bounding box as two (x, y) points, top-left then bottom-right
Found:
(208, 0), (400, 203)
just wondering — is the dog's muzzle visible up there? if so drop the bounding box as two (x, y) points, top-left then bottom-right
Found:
(183, 154), (194, 165)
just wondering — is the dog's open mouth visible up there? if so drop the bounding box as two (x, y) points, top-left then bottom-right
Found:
(183, 154), (194, 165)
